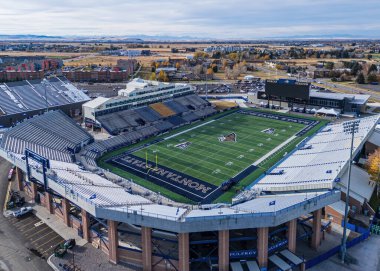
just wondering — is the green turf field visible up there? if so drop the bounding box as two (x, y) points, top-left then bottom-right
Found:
(131, 112), (305, 186)
(99, 109), (327, 203)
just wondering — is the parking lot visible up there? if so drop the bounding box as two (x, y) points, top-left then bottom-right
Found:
(194, 80), (264, 94)
(7, 212), (65, 260)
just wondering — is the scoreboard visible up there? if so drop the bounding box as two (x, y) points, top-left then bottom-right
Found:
(265, 79), (310, 100)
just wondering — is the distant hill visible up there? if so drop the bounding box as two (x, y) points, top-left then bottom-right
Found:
(0, 34), (64, 40)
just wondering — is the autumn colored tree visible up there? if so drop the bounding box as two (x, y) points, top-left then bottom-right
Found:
(211, 63), (218, 73)
(366, 148), (380, 197)
(149, 72), (156, 81)
(175, 62), (181, 69)
(206, 68), (214, 79)
(157, 70), (169, 82)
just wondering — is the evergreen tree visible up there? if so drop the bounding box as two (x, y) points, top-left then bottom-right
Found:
(356, 72), (365, 84)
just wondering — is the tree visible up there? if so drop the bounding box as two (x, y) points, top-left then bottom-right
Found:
(222, 59), (229, 69)
(275, 64), (283, 70)
(211, 63), (218, 73)
(228, 53), (238, 61)
(194, 51), (208, 59)
(175, 62), (181, 70)
(157, 70), (169, 82)
(263, 55), (270, 61)
(193, 64), (204, 76)
(206, 68), (214, 79)
(367, 73), (378, 83)
(368, 64), (378, 75)
(149, 72), (156, 81)
(356, 72), (365, 84)
(366, 148), (380, 197)
(325, 62), (334, 70)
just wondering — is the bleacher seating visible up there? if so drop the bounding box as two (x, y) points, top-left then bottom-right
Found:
(96, 94), (216, 136)
(254, 115), (379, 192)
(182, 112), (199, 122)
(149, 103), (176, 117)
(137, 126), (159, 138)
(163, 100), (189, 114)
(175, 96), (197, 110)
(134, 107), (161, 122)
(0, 110), (93, 162)
(154, 121), (174, 132)
(167, 115), (186, 126)
(83, 93), (217, 165)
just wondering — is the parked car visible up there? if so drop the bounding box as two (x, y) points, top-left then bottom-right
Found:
(12, 206), (32, 218)
(7, 166), (15, 181)
(63, 239), (76, 249)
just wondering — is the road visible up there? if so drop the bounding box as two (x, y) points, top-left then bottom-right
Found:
(0, 157), (52, 271)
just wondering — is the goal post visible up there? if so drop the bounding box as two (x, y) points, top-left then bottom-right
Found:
(145, 150), (158, 170)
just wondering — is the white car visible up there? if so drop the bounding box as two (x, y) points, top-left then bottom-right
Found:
(12, 206), (33, 218)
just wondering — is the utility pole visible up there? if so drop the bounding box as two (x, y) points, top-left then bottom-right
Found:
(340, 119), (360, 263)
(205, 73), (208, 101)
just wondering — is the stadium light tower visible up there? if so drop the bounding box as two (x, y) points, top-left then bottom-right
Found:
(340, 119), (360, 263)
(41, 79), (49, 112)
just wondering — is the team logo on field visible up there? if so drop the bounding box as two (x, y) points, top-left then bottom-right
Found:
(218, 132), (237, 142)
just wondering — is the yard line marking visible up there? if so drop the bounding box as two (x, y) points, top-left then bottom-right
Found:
(164, 119), (216, 140)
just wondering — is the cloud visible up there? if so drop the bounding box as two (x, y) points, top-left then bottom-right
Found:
(0, 0), (379, 38)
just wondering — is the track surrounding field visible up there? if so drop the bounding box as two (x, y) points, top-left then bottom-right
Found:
(132, 112), (305, 186)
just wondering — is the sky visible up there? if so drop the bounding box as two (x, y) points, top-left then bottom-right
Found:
(1, 0), (379, 39)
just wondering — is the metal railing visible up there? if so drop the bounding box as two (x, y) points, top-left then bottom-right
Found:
(0, 147), (339, 223)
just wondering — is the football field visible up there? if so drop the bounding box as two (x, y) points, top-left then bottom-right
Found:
(131, 112), (305, 186)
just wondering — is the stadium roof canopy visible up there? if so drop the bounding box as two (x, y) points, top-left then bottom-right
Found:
(309, 89), (370, 104)
(0, 77), (89, 117)
(253, 115), (379, 192)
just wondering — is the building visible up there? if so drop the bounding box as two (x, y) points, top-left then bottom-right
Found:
(0, 70), (45, 82)
(82, 78), (194, 123)
(101, 49), (150, 57)
(254, 79), (370, 114)
(62, 67), (135, 83)
(0, 112), (378, 271)
(0, 77), (90, 127)
(203, 45), (247, 53)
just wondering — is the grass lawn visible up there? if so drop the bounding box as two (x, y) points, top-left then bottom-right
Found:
(99, 109), (328, 204)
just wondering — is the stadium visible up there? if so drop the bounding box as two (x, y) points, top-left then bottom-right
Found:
(0, 78), (379, 271)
